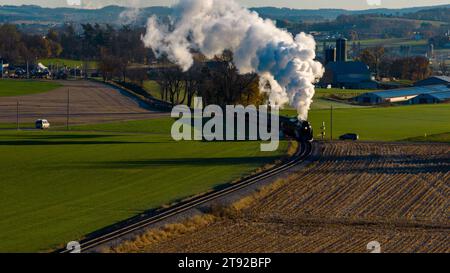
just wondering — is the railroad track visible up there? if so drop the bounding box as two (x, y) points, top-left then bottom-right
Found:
(59, 141), (313, 253)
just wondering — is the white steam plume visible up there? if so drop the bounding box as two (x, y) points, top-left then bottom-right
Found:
(119, 1), (141, 25)
(142, 0), (324, 120)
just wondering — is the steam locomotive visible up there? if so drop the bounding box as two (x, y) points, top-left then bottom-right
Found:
(280, 117), (314, 142)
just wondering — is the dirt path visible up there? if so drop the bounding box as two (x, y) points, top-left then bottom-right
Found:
(0, 80), (168, 126)
(136, 142), (450, 253)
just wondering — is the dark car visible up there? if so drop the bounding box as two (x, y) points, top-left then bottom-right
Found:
(55, 70), (68, 80)
(15, 68), (26, 77)
(339, 133), (359, 141)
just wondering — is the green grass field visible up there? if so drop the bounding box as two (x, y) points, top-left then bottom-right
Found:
(358, 38), (429, 48)
(282, 103), (450, 141)
(311, 88), (369, 110)
(0, 79), (61, 97)
(0, 118), (288, 252)
(39, 58), (98, 69)
(143, 80), (162, 99)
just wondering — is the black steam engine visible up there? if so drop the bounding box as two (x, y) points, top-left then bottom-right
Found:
(280, 117), (314, 142)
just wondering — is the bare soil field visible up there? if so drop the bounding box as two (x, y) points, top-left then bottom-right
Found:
(127, 142), (450, 253)
(0, 80), (167, 126)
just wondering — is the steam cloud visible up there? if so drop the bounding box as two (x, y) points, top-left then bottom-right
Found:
(142, 0), (324, 120)
(119, 0), (141, 24)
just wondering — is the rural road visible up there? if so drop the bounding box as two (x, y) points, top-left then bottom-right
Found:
(116, 141), (450, 253)
(0, 80), (168, 126)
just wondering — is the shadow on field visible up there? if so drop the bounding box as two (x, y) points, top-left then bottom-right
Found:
(0, 140), (148, 146)
(0, 133), (154, 145)
(91, 156), (279, 168)
(11, 134), (121, 139)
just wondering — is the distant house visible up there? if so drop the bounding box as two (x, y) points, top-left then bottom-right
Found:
(321, 61), (377, 89)
(354, 85), (450, 104)
(410, 91), (450, 104)
(0, 58), (8, 74)
(415, 76), (450, 87)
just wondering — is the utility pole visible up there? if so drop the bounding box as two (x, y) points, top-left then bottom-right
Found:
(16, 100), (19, 130)
(321, 122), (326, 140)
(67, 89), (70, 131)
(330, 105), (334, 141)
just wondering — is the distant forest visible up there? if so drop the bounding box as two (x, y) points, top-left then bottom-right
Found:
(0, 4), (449, 35)
(280, 7), (450, 39)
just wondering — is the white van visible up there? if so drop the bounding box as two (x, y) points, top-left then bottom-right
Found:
(36, 119), (50, 129)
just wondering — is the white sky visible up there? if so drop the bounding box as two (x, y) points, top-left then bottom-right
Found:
(0, 0), (449, 10)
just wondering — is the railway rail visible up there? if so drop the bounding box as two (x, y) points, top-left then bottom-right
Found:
(59, 141), (314, 253)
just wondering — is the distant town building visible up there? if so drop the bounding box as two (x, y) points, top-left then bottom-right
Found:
(415, 76), (450, 86)
(354, 84), (450, 104)
(413, 32), (423, 41)
(399, 45), (412, 57)
(322, 61), (377, 89)
(427, 43), (435, 59)
(0, 58), (8, 76)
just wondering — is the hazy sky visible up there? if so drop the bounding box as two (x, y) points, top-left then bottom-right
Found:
(0, 0), (449, 10)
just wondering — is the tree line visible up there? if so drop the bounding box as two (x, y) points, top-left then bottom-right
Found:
(358, 46), (433, 81)
(288, 13), (448, 39)
(0, 23), (154, 74)
(146, 51), (265, 108)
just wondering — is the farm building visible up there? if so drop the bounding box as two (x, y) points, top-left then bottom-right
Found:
(415, 76), (450, 86)
(354, 84), (450, 104)
(409, 91), (450, 104)
(321, 61), (377, 89)
(0, 58), (8, 75)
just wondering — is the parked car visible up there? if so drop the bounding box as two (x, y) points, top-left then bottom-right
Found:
(339, 133), (359, 141)
(36, 119), (50, 129)
(55, 70), (68, 80)
(14, 68), (26, 78)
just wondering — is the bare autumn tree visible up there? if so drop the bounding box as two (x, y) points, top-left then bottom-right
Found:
(183, 63), (203, 107)
(240, 75), (267, 107)
(390, 56), (431, 81)
(98, 47), (120, 81)
(154, 66), (184, 105)
(127, 68), (148, 87)
(152, 51), (264, 107)
(200, 51), (258, 107)
(439, 61), (449, 76)
(358, 46), (385, 79)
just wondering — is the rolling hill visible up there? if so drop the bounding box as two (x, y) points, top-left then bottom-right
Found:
(0, 4), (448, 32)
